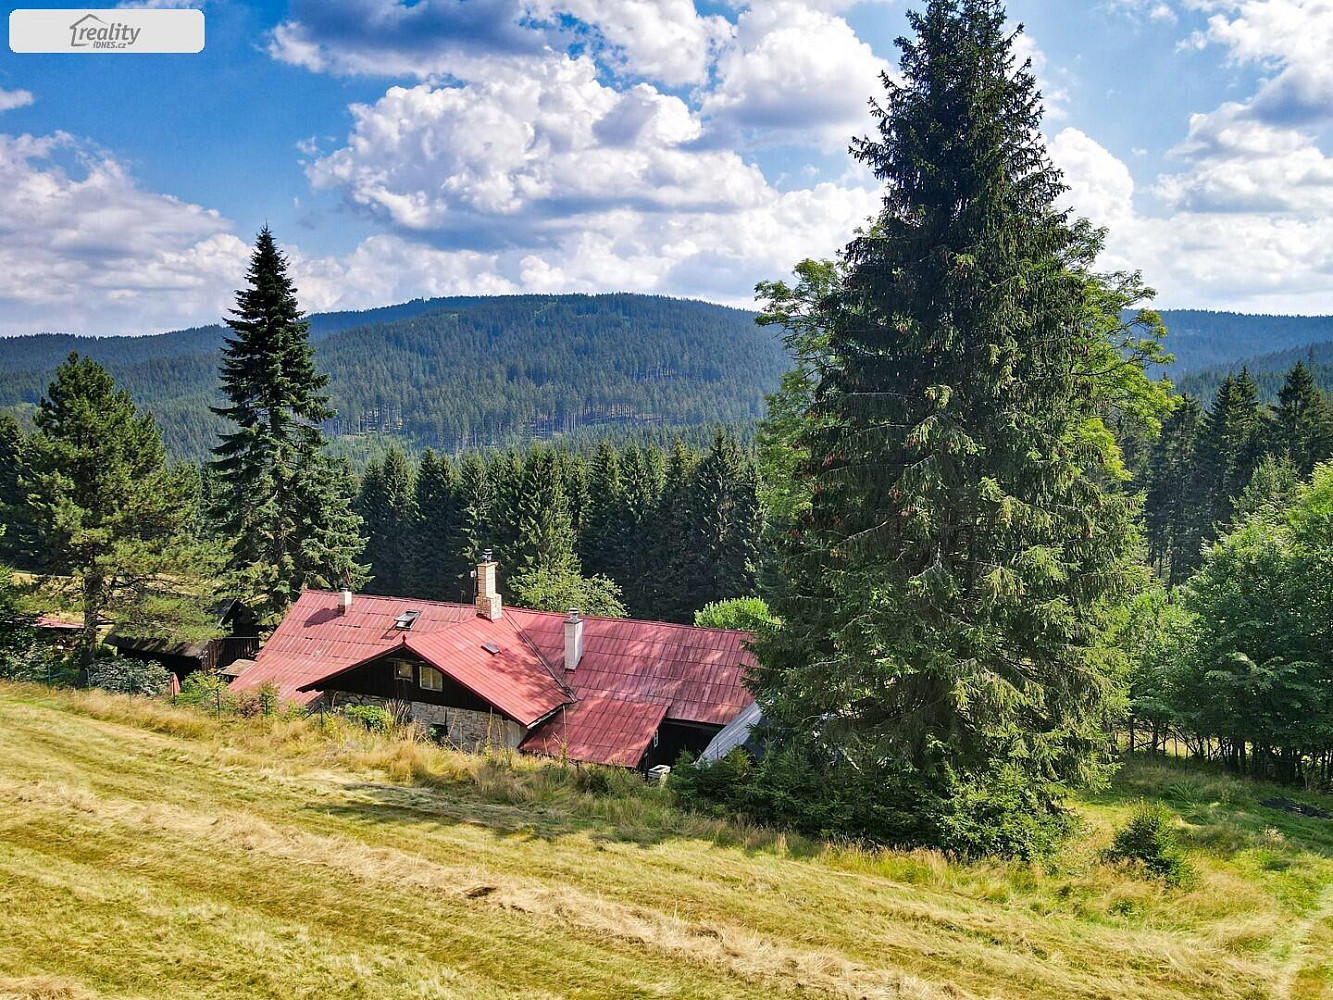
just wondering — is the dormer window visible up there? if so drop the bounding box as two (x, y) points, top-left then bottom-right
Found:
(394, 610), (421, 630)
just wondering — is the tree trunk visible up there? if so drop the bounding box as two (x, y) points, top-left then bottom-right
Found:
(78, 572), (103, 685)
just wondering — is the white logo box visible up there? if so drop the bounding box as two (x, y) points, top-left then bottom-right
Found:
(10, 8), (204, 53)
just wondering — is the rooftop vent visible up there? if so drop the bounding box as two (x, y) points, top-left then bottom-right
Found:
(394, 610), (421, 630)
(481, 642), (501, 655)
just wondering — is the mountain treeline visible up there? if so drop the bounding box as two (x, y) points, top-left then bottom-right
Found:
(0, 295), (783, 462)
(1140, 361), (1333, 584)
(353, 434), (762, 624)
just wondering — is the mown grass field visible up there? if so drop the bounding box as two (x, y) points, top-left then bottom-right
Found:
(0, 682), (1330, 999)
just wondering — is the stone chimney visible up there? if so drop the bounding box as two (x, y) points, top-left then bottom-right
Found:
(475, 549), (503, 621)
(563, 607), (583, 672)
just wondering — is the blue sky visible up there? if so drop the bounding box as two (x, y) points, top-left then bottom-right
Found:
(0, 0), (1329, 335)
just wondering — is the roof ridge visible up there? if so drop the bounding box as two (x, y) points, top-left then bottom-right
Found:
(301, 588), (752, 639)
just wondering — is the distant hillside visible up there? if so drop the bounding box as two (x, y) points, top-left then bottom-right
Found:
(1153, 310), (1333, 376)
(0, 294), (781, 461)
(0, 296), (482, 375)
(5, 301), (1332, 460)
(1177, 338), (1333, 402)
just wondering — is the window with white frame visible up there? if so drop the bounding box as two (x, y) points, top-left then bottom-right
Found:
(418, 665), (443, 692)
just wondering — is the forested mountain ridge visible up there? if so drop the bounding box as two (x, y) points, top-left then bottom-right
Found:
(1177, 336), (1333, 401)
(1151, 309), (1333, 375)
(0, 294), (779, 460)
(3, 298), (1331, 461)
(0, 294), (474, 374)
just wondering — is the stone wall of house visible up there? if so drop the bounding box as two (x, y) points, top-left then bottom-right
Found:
(326, 692), (524, 752)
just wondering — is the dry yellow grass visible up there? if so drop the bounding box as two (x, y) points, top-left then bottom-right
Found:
(0, 681), (1330, 999)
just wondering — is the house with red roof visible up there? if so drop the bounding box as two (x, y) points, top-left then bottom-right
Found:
(229, 556), (758, 769)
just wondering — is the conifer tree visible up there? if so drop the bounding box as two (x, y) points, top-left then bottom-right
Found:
(750, 0), (1164, 852)
(456, 453), (494, 600)
(355, 447), (418, 597)
(621, 442), (669, 616)
(1275, 361), (1333, 476)
(487, 449), (525, 566)
(413, 449), (464, 600)
(0, 414), (32, 567)
(580, 441), (623, 579)
(210, 228), (364, 617)
(1143, 395), (1204, 583)
(661, 432), (761, 621)
(1197, 370), (1268, 537)
(511, 448), (578, 578)
(23, 355), (220, 672)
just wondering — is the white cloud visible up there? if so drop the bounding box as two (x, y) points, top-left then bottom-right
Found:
(305, 50), (879, 305)
(307, 56), (773, 239)
(0, 131), (250, 335)
(1050, 127), (1333, 313)
(1185, 0), (1333, 127)
(528, 0), (731, 87)
(0, 89), (33, 113)
(702, 1), (892, 146)
(290, 235), (517, 312)
(268, 0), (544, 80)
(1110, 0), (1179, 22)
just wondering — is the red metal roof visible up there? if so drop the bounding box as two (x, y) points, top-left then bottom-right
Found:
(292, 621), (569, 728)
(520, 693), (669, 768)
(505, 609), (755, 726)
(229, 591), (476, 706)
(231, 589), (757, 763)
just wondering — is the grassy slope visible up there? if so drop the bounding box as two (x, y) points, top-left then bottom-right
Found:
(0, 685), (1330, 999)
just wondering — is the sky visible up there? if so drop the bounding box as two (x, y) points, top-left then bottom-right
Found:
(0, 0), (1331, 336)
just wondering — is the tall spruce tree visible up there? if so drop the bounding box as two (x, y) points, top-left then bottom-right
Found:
(622, 442), (670, 616)
(0, 414), (32, 568)
(580, 441), (624, 579)
(413, 449), (464, 600)
(750, 0), (1162, 853)
(510, 448), (578, 578)
(23, 355), (220, 671)
(457, 452), (493, 580)
(356, 447), (418, 597)
(210, 228), (364, 617)
(1196, 370), (1268, 537)
(1275, 361), (1333, 476)
(662, 432), (762, 622)
(1143, 395), (1204, 584)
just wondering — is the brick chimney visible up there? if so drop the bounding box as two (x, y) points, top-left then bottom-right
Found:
(475, 550), (502, 621)
(563, 607), (583, 672)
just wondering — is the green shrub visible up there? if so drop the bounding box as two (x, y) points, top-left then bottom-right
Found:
(0, 644), (75, 686)
(87, 656), (172, 697)
(671, 740), (1072, 859)
(344, 704), (393, 734)
(577, 763), (643, 797)
(176, 671), (234, 711)
(1103, 801), (1197, 887)
(693, 598), (776, 633)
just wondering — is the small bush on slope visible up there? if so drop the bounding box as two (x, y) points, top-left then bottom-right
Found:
(1103, 800), (1198, 888)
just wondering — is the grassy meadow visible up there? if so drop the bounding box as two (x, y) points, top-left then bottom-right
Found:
(0, 681), (1330, 999)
